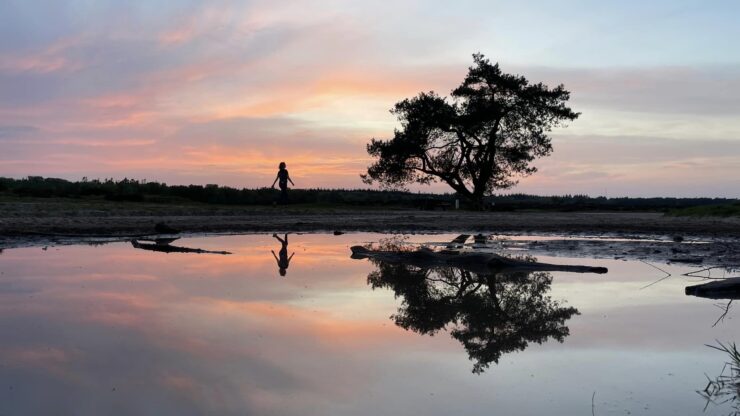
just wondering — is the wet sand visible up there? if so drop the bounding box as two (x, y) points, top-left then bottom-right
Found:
(1, 200), (739, 267)
(1, 201), (738, 237)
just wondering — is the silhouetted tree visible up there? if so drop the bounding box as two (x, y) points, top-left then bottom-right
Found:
(367, 260), (579, 373)
(363, 54), (579, 207)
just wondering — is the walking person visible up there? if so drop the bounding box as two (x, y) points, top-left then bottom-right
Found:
(271, 162), (295, 205)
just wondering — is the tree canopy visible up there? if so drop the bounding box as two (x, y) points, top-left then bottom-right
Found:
(363, 54), (579, 206)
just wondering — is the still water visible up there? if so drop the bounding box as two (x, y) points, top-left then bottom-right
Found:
(0, 233), (737, 415)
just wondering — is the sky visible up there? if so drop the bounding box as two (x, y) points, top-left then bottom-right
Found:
(1, 0), (739, 197)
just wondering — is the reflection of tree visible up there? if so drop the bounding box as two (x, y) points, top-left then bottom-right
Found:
(367, 261), (579, 373)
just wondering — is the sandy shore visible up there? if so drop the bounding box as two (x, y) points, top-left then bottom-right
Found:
(1, 201), (739, 238)
(2, 200), (739, 267)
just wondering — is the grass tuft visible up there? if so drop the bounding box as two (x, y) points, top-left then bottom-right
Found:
(669, 203), (740, 217)
(699, 340), (740, 414)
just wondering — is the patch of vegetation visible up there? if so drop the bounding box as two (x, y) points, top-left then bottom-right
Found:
(0, 176), (448, 208)
(488, 193), (738, 212)
(668, 203), (740, 217)
(699, 340), (740, 414)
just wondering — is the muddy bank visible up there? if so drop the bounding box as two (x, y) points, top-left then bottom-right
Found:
(405, 234), (738, 270)
(1, 206), (739, 239)
(0, 207), (740, 267)
(493, 237), (740, 271)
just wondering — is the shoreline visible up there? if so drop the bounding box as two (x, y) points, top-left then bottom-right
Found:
(2, 209), (739, 238)
(2, 207), (738, 268)
(2, 228), (738, 270)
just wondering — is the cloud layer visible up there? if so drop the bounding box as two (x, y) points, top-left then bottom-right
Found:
(1, 0), (739, 196)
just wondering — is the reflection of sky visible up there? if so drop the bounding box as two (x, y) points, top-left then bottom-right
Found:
(1, 1), (739, 196)
(0, 233), (738, 415)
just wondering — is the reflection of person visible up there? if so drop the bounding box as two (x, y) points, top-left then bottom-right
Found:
(271, 233), (295, 276)
(271, 162), (295, 205)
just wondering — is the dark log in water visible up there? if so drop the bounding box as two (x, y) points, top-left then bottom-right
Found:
(131, 240), (231, 255)
(685, 277), (740, 300)
(350, 246), (608, 274)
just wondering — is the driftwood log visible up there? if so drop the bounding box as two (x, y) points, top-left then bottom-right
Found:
(350, 246), (607, 274)
(131, 240), (231, 255)
(685, 277), (740, 300)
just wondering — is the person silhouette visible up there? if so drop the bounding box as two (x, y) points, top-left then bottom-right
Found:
(271, 162), (294, 205)
(271, 233), (295, 276)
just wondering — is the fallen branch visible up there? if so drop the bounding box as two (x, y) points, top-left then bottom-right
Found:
(639, 260), (672, 290)
(712, 300), (733, 328)
(686, 277), (740, 300)
(684, 266), (739, 279)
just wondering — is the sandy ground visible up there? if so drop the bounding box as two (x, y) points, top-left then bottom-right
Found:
(1, 203), (739, 237)
(1, 200), (738, 267)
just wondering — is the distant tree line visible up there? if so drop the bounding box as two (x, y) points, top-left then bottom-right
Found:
(485, 193), (739, 212)
(0, 176), (736, 211)
(0, 176), (448, 206)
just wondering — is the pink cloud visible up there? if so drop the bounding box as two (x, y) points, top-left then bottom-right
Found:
(0, 35), (86, 74)
(1, 2), (738, 197)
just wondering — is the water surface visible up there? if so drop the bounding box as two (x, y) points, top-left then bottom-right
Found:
(0, 233), (737, 415)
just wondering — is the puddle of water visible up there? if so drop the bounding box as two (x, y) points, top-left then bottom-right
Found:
(0, 233), (737, 415)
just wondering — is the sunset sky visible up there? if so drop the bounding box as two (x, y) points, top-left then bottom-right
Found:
(1, 0), (738, 197)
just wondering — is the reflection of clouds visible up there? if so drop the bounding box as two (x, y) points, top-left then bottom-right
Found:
(0, 279), (38, 294)
(0, 234), (420, 415)
(0, 234), (738, 414)
(0, 347), (76, 381)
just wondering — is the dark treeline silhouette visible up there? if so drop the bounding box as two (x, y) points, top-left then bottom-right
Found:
(489, 193), (740, 212)
(0, 176), (444, 206)
(0, 176), (737, 211)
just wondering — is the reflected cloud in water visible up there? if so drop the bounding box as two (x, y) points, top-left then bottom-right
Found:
(1, 233), (739, 415)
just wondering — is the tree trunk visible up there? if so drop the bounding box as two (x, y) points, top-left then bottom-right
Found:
(468, 191), (486, 211)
